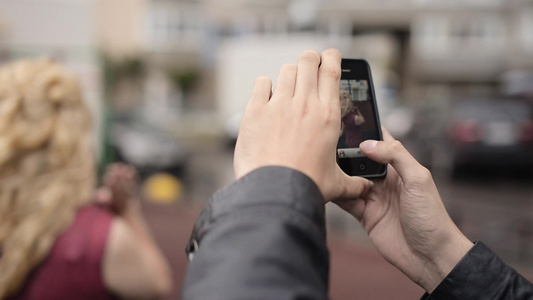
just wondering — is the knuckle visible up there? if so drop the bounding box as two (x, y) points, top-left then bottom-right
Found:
(322, 48), (341, 59)
(296, 102), (310, 116)
(299, 50), (321, 64)
(390, 140), (405, 153)
(418, 167), (433, 182)
(323, 105), (339, 124)
(320, 66), (341, 79)
(410, 166), (433, 186)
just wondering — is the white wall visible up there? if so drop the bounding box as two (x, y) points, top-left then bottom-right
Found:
(217, 36), (362, 122)
(0, 0), (94, 48)
(0, 0), (103, 159)
(216, 34), (396, 123)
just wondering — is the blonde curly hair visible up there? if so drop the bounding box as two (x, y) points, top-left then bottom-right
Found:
(340, 89), (354, 118)
(0, 58), (95, 298)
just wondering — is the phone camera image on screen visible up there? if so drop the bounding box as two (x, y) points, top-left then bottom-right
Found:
(337, 59), (386, 178)
(337, 79), (374, 156)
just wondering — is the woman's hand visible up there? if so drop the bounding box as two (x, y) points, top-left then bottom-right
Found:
(95, 163), (140, 215)
(335, 128), (473, 293)
(233, 49), (372, 202)
(353, 109), (365, 125)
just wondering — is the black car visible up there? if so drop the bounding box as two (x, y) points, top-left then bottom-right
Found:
(448, 99), (533, 174)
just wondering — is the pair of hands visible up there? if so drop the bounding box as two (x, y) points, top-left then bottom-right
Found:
(234, 49), (472, 293)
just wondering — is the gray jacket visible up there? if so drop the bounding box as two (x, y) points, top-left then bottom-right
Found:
(182, 166), (533, 300)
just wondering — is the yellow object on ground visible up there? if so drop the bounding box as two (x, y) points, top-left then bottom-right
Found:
(143, 173), (183, 204)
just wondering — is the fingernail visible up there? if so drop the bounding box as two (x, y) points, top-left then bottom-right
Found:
(360, 140), (378, 151)
(363, 180), (374, 195)
(365, 180), (374, 191)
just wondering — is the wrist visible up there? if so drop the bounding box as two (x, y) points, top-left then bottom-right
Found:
(120, 198), (142, 218)
(420, 229), (473, 293)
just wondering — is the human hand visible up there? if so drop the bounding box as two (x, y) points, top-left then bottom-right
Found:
(95, 163), (140, 215)
(334, 128), (473, 293)
(353, 111), (365, 125)
(234, 49), (372, 202)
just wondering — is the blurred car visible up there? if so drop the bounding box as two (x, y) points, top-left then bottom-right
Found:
(111, 111), (188, 176)
(448, 98), (533, 174)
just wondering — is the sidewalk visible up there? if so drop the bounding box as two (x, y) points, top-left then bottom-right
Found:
(141, 201), (424, 299)
(329, 238), (423, 299)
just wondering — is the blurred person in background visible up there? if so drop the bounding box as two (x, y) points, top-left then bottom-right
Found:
(0, 59), (171, 300)
(339, 89), (365, 148)
(181, 49), (533, 300)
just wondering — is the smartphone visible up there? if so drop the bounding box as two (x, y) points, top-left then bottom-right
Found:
(336, 59), (387, 179)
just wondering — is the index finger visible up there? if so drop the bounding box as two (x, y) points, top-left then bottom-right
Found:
(318, 49), (342, 104)
(381, 126), (395, 142)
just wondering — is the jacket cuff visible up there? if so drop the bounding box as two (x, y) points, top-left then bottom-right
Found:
(421, 241), (517, 299)
(186, 166), (325, 258)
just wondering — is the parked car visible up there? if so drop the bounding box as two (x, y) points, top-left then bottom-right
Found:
(110, 111), (188, 177)
(447, 98), (533, 175)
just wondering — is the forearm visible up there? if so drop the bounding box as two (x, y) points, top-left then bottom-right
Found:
(121, 204), (172, 290)
(121, 203), (154, 245)
(182, 167), (329, 300)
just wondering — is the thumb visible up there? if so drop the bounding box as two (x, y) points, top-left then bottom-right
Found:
(334, 198), (366, 222)
(360, 139), (424, 181)
(337, 170), (373, 200)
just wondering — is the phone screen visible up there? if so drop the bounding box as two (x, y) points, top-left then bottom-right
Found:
(337, 59), (387, 178)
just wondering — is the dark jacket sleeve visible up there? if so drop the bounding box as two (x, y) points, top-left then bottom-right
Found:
(422, 241), (533, 300)
(181, 166), (329, 300)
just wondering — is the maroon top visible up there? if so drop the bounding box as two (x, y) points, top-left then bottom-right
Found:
(342, 108), (363, 148)
(9, 205), (118, 300)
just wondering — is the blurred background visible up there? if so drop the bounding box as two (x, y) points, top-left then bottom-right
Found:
(1, 0), (532, 298)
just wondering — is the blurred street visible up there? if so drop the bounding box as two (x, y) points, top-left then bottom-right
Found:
(140, 136), (533, 299)
(1, 0), (532, 298)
